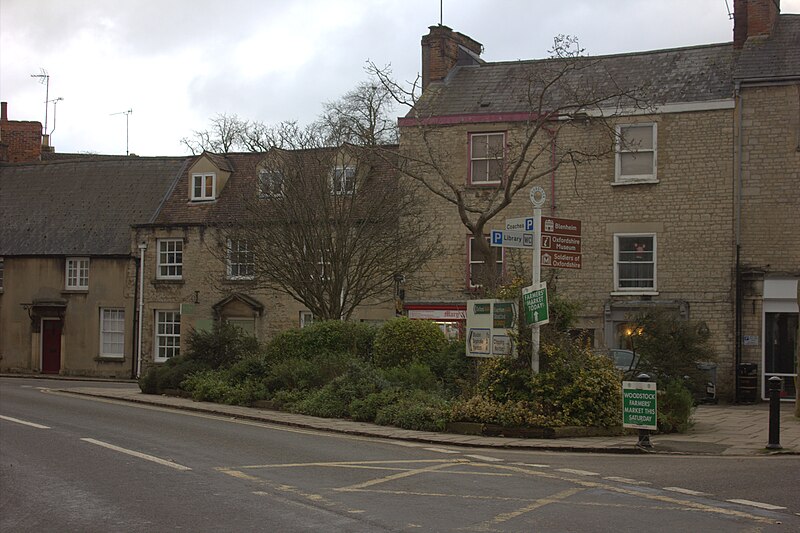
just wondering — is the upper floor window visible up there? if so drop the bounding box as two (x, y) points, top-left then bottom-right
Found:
(227, 239), (255, 280)
(469, 132), (505, 185)
(616, 124), (657, 184)
(614, 234), (656, 292)
(66, 257), (89, 290)
(300, 311), (314, 328)
(258, 169), (284, 198)
(191, 173), (216, 201)
(331, 166), (356, 195)
(157, 239), (183, 280)
(100, 308), (125, 357)
(468, 236), (503, 289)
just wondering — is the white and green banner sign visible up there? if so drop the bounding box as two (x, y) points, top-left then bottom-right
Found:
(622, 381), (657, 430)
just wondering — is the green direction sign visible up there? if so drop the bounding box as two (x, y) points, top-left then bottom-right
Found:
(622, 381), (657, 430)
(522, 283), (549, 325)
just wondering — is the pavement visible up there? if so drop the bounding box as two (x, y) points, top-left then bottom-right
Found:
(49, 383), (800, 456)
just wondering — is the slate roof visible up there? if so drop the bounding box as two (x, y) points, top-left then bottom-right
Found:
(0, 156), (189, 256)
(152, 146), (398, 226)
(735, 15), (800, 81)
(411, 43), (737, 118)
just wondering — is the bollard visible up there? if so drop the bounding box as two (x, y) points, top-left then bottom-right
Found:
(766, 376), (782, 450)
(636, 373), (653, 448)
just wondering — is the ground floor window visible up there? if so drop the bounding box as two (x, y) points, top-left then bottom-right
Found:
(100, 308), (125, 357)
(226, 317), (256, 336)
(300, 311), (314, 328)
(155, 310), (181, 362)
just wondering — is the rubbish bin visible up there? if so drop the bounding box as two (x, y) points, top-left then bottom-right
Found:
(738, 363), (758, 403)
(696, 362), (717, 404)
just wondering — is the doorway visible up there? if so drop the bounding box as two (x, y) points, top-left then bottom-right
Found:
(41, 319), (62, 374)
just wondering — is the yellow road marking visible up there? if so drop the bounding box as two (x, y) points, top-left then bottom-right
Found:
(480, 488), (585, 528)
(336, 460), (464, 491)
(238, 459), (456, 469)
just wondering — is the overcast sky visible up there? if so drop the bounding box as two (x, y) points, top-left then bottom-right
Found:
(2, 0), (799, 156)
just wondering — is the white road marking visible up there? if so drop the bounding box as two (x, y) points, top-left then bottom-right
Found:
(423, 447), (460, 454)
(80, 438), (191, 471)
(664, 486), (708, 496)
(727, 499), (787, 511)
(513, 462), (550, 468)
(604, 476), (651, 485)
(556, 468), (600, 476)
(465, 454), (504, 462)
(0, 415), (50, 429)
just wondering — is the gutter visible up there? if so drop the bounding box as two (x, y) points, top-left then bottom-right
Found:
(734, 81), (743, 402)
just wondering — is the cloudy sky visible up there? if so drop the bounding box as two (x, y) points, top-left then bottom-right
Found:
(3, 0), (799, 156)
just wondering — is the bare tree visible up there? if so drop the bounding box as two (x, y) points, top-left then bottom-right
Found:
(181, 113), (247, 154)
(214, 136), (438, 320)
(369, 35), (652, 291)
(320, 81), (398, 146)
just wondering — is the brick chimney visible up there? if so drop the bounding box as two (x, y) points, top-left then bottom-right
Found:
(734, 0), (781, 49)
(0, 101), (43, 163)
(421, 25), (483, 91)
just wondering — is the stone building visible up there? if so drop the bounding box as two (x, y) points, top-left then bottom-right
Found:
(397, 0), (798, 401)
(0, 156), (188, 376)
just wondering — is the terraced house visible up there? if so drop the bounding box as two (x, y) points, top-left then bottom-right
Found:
(396, 0), (798, 401)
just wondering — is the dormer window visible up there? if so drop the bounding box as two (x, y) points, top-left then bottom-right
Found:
(331, 166), (356, 195)
(258, 169), (284, 198)
(191, 173), (216, 201)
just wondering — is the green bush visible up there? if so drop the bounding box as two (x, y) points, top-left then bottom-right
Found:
(292, 362), (385, 418)
(476, 356), (535, 403)
(425, 341), (475, 396)
(657, 380), (694, 433)
(380, 362), (439, 391)
(373, 318), (447, 367)
(138, 356), (207, 394)
(349, 389), (401, 422)
(450, 395), (549, 427)
(264, 321), (376, 362)
(186, 321), (261, 369)
(182, 369), (269, 405)
(374, 391), (450, 432)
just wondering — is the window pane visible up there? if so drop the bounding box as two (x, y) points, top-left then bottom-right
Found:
(622, 125), (653, 150)
(471, 160), (488, 182)
(471, 135), (487, 158)
(620, 152), (654, 176)
(486, 133), (504, 153)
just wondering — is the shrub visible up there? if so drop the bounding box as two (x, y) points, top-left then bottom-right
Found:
(138, 356), (207, 394)
(292, 362), (386, 418)
(182, 369), (269, 405)
(380, 363), (439, 391)
(425, 341), (475, 397)
(657, 380), (694, 433)
(476, 356), (535, 403)
(450, 395), (549, 427)
(349, 389), (401, 422)
(373, 318), (447, 367)
(264, 321), (376, 362)
(186, 321), (261, 369)
(374, 391), (450, 432)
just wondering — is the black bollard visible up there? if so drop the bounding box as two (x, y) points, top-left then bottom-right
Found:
(766, 376), (782, 450)
(636, 373), (653, 448)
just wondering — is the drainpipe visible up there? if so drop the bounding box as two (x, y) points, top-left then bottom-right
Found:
(136, 241), (147, 378)
(734, 81), (743, 402)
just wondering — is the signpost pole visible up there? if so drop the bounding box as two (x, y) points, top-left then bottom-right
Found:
(529, 186), (546, 373)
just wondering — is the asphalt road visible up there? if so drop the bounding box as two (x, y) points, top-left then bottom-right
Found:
(2, 378), (798, 532)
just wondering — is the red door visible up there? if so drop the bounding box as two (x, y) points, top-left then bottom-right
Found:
(41, 320), (62, 374)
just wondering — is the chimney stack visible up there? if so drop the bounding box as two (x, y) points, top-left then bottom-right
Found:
(734, 0), (781, 49)
(1, 102), (7, 122)
(421, 25), (482, 91)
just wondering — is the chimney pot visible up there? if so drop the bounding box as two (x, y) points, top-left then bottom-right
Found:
(1, 102), (7, 122)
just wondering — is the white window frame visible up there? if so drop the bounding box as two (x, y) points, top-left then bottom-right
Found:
(469, 132), (505, 185)
(226, 239), (255, 280)
(258, 169), (284, 198)
(467, 236), (504, 289)
(615, 123), (657, 184)
(300, 311), (314, 328)
(613, 233), (657, 293)
(154, 310), (181, 362)
(331, 166), (356, 195)
(191, 172), (216, 201)
(65, 257), (89, 290)
(157, 239), (183, 280)
(99, 308), (125, 358)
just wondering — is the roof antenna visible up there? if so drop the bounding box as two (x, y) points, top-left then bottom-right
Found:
(29, 68), (50, 134)
(48, 97), (64, 139)
(111, 109), (133, 155)
(724, 0), (733, 20)
(439, 0), (443, 26)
